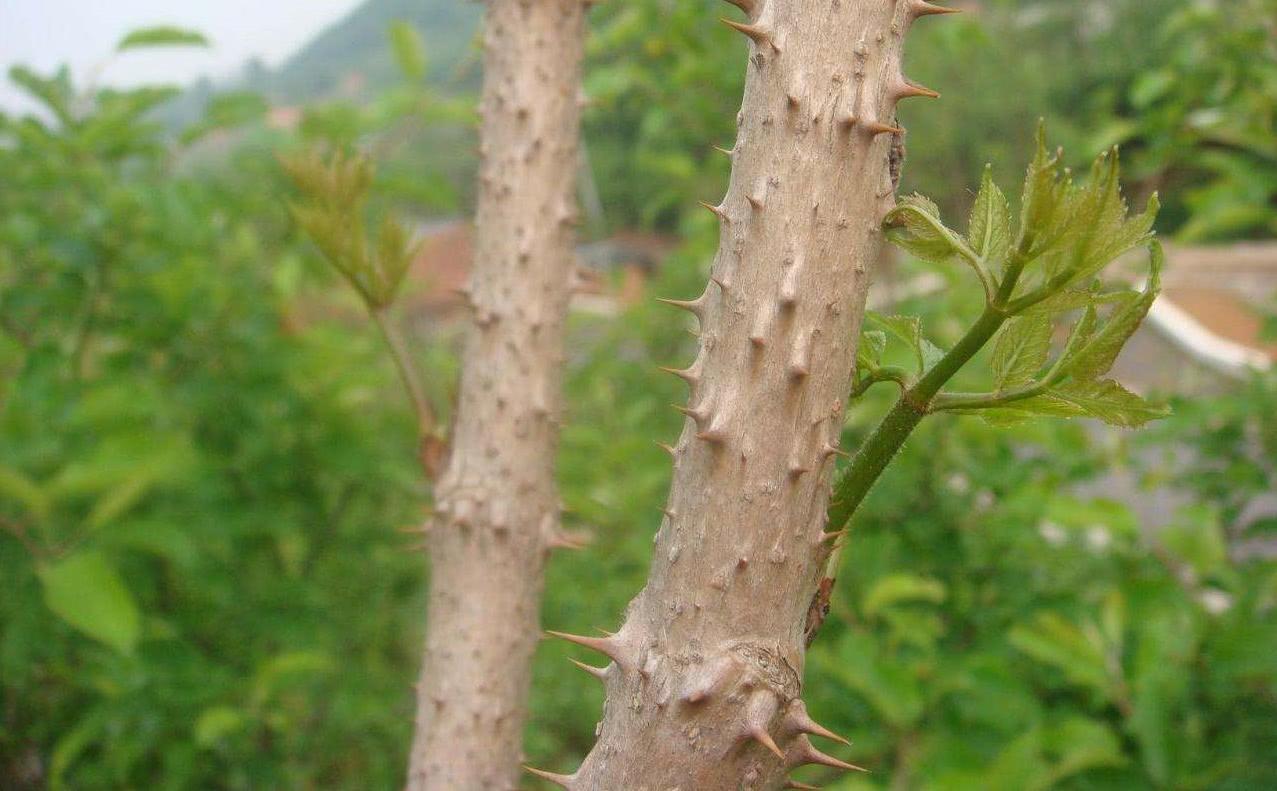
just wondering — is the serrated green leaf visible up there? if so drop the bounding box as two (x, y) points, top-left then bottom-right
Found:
(1019, 288), (1094, 316)
(1049, 380), (1169, 428)
(117, 26), (209, 52)
(867, 312), (934, 374)
(884, 194), (973, 264)
(968, 164), (1012, 264)
(991, 315), (1052, 390)
(388, 20), (427, 83)
(920, 338), (946, 373)
(1063, 245), (1162, 381)
(1018, 122), (1066, 256)
(978, 394), (1085, 427)
(856, 329), (886, 372)
(38, 551), (141, 655)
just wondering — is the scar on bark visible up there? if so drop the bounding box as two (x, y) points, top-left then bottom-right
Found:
(804, 575), (835, 647)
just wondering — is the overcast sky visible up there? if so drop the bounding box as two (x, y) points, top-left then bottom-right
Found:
(0, 0), (364, 113)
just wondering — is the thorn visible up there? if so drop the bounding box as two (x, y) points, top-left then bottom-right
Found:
(545, 631), (627, 667)
(659, 365), (700, 386)
(699, 200), (730, 222)
(752, 727), (785, 760)
(821, 443), (850, 460)
(672, 403), (708, 425)
(655, 294), (709, 321)
(568, 658), (608, 682)
(723, 0), (757, 15)
(749, 305), (772, 348)
(910, 0), (961, 18)
(788, 464), (811, 480)
(786, 93), (801, 110)
(655, 441), (677, 457)
(682, 654), (738, 703)
(892, 77), (940, 100)
(744, 689), (783, 759)
(523, 765), (576, 788)
(710, 273), (730, 291)
(779, 258), (802, 307)
(696, 428), (728, 444)
(790, 736), (868, 773)
(546, 528), (591, 551)
(785, 700), (852, 746)
(819, 529), (847, 544)
(864, 121), (904, 137)
(746, 193), (764, 210)
(720, 18), (776, 50)
(713, 144), (735, 157)
(661, 507), (677, 519)
(786, 783), (821, 790)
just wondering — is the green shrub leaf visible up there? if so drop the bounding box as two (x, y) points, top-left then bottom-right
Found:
(38, 551), (141, 655)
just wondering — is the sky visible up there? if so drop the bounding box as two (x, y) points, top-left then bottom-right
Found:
(0, 0), (364, 113)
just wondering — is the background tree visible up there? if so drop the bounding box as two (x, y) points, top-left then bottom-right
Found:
(402, 2), (586, 788)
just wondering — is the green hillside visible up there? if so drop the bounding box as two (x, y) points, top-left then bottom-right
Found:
(263, 0), (481, 102)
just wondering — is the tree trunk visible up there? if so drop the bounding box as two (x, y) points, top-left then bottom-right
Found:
(406, 1), (585, 788)
(547, 1), (948, 788)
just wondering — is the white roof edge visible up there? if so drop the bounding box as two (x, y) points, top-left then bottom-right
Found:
(1147, 295), (1272, 379)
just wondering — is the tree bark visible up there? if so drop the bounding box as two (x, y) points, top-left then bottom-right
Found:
(545, 1), (948, 788)
(406, 1), (585, 789)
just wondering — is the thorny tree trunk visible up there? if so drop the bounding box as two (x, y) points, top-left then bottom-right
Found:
(541, 1), (951, 788)
(406, 1), (585, 789)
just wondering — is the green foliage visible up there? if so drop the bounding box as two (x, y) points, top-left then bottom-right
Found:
(37, 551), (141, 656)
(389, 20), (428, 84)
(871, 127), (1167, 430)
(282, 149), (418, 311)
(116, 27), (210, 52)
(0, 43), (436, 789)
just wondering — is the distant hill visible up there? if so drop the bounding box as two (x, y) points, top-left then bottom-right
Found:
(263, 0), (482, 103)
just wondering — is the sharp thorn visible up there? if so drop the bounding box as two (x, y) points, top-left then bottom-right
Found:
(864, 121), (904, 137)
(821, 443), (851, 460)
(893, 79), (940, 100)
(752, 727), (785, 760)
(659, 365), (699, 385)
(791, 737), (868, 773)
(786, 700), (852, 746)
(523, 765), (576, 788)
(720, 18), (775, 49)
(568, 658), (609, 682)
(911, 0), (961, 17)
(544, 630), (625, 666)
(655, 441), (677, 457)
(699, 200), (730, 222)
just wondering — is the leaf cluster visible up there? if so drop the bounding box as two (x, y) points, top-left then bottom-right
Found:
(281, 149), (419, 312)
(866, 124), (1168, 429)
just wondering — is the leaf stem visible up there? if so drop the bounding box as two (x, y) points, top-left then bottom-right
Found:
(370, 306), (438, 458)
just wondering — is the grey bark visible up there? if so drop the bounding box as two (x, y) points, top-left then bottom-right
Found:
(542, 1), (949, 788)
(406, 1), (585, 789)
